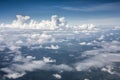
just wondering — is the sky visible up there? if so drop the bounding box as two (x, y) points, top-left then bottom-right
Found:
(0, 0), (120, 25)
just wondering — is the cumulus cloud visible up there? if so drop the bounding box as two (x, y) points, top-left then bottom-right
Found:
(0, 15), (68, 30)
(71, 24), (99, 33)
(53, 73), (62, 79)
(78, 24), (96, 30)
(0, 14), (101, 32)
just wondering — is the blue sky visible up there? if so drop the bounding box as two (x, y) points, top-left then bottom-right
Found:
(0, 0), (120, 25)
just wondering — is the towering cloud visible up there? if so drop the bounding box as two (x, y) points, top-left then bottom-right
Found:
(0, 15), (100, 31)
(0, 15), (68, 30)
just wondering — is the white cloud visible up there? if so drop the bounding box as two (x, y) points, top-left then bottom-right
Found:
(43, 57), (56, 63)
(81, 49), (101, 57)
(1, 56), (72, 79)
(3, 71), (25, 79)
(84, 78), (89, 80)
(101, 41), (120, 52)
(101, 65), (114, 74)
(79, 42), (93, 46)
(0, 31), (56, 52)
(45, 45), (59, 49)
(37, 33), (55, 43)
(51, 64), (73, 71)
(53, 73), (62, 79)
(0, 29), (68, 79)
(75, 53), (120, 71)
(75, 41), (120, 71)
(79, 42), (87, 45)
(26, 56), (36, 60)
(0, 15), (68, 30)
(79, 24), (96, 30)
(72, 24), (98, 31)
(9, 45), (20, 51)
(98, 35), (105, 40)
(0, 15), (102, 31)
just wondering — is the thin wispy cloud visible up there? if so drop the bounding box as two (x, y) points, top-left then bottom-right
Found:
(61, 2), (120, 12)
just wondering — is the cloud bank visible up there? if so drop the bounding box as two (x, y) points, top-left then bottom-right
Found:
(0, 15), (68, 30)
(0, 15), (99, 31)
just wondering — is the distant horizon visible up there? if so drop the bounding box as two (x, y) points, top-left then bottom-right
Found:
(0, 14), (120, 27)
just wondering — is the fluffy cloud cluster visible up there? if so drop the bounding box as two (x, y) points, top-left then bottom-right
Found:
(0, 15), (101, 31)
(0, 31), (56, 52)
(1, 56), (72, 79)
(73, 24), (97, 31)
(0, 15), (68, 30)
